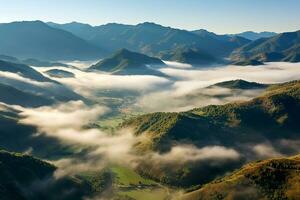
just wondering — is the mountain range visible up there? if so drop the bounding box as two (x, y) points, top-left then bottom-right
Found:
(0, 21), (103, 60)
(48, 22), (251, 58)
(231, 30), (300, 63)
(0, 20), (298, 66)
(229, 31), (277, 41)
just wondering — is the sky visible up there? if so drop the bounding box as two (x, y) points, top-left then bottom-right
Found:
(0, 0), (299, 34)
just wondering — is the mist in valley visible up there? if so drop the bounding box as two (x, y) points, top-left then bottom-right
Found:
(1, 60), (300, 199)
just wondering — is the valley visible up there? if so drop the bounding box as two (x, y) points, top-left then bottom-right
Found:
(0, 7), (300, 199)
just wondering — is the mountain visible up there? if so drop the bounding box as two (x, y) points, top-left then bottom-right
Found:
(49, 22), (250, 58)
(0, 60), (85, 104)
(0, 83), (54, 107)
(0, 55), (70, 67)
(45, 69), (75, 78)
(123, 80), (300, 151)
(181, 154), (300, 200)
(0, 150), (111, 200)
(233, 59), (264, 66)
(0, 150), (56, 200)
(231, 30), (300, 62)
(229, 31), (277, 41)
(22, 58), (69, 67)
(47, 21), (96, 40)
(121, 80), (300, 186)
(0, 104), (76, 158)
(88, 48), (166, 75)
(0, 54), (19, 63)
(192, 29), (251, 45)
(0, 21), (103, 61)
(211, 79), (268, 89)
(0, 60), (53, 82)
(158, 48), (222, 66)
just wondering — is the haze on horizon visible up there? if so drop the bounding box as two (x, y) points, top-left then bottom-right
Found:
(1, 0), (300, 34)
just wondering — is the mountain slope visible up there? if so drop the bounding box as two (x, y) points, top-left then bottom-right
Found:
(0, 150), (56, 200)
(0, 83), (54, 107)
(122, 80), (300, 151)
(0, 150), (111, 200)
(121, 81), (300, 186)
(0, 60), (53, 82)
(211, 79), (268, 89)
(181, 154), (300, 200)
(0, 21), (103, 60)
(45, 69), (75, 78)
(0, 55), (69, 67)
(231, 30), (300, 62)
(0, 104), (75, 158)
(88, 48), (166, 75)
(0, 60), (84, 103)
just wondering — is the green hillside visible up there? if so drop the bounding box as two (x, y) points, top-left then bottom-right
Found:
(0, 150), (115, 200)
(121, 80), (300, 186)
(123, 80), (300, 151)
(212, 79), (268, 89)
(181, 154), (300, 200)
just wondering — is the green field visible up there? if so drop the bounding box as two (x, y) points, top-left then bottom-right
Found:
(111, 166), (156, 186)
(119, 188), (169, 200)
(111, 166), (171, 200)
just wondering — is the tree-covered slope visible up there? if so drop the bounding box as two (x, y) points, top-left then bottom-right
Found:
(0, 150), (56, 200)
(0, 150), (112, 200)
(0, 104), (74, 158)
(181, 154), (300, 200)
(45, 69), (75, 78)
(122, 80), (300, 151)
(0, 83), (54, 107)
(211, 79), (268, 90)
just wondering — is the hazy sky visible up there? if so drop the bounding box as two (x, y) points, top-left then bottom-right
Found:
(0, 0), (300, 34)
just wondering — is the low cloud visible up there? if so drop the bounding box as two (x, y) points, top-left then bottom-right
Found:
(151, 145), (240, 164)
(15, 101), (138, 176)
(252, 143), (284, 159)
(163, 61), (193, 69)
(35, 67), (171, 98)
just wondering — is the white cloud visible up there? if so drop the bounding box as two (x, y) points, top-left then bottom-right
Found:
(151, 145), (240, 164)
(252, 143), (284, 158)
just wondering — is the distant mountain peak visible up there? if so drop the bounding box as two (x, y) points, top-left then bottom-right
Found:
(88, 49), (165, 75)
(230, 31), (277, 40)
(137, 22), (162, 27)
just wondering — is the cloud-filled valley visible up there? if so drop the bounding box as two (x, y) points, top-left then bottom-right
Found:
(1, 58), (300, 200)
